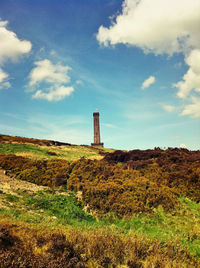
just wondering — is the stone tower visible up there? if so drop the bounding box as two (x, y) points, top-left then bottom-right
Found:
(91, 112), (104, 148)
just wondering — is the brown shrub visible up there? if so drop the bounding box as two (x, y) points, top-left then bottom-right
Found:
(1, 222), (198, 267)
(0, 224), (85, 268)
(0, 148), (199, 217)
(104, 148), (200, 203)
(104, 148), (200, 165)
(0, 154), (71, 188)
(67, 159), (179, 217)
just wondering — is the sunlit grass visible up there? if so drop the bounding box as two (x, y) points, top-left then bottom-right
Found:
(111, 198), (200, 257)
(0, 190), (100, 228)
(1, 189), (200, 257)
(0, 143), (114, 161)
(0, 143), (48, 158)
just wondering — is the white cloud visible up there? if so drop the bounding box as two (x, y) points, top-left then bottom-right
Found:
(96, 0), (200, 119)
(28, 59), (74, 101)
(0, 68), (10, 90)
(0, 19), (32, 64)
(28, 59), (71, 86)
(141, 76), (155, 89)
(0, 68), (8, 82)
(3, 81), (11, 88)
(174, 49), (200, 99)
(32, 85), (74, 101)
(0, 19), (32, 90)
(0, 81), (11, 90)
(181, 97), (200, 118)
(97, 0), (200, 55)
(160, 104), (175, 112)
(173, 50), (200, 118)
(180, 143), (187, 149)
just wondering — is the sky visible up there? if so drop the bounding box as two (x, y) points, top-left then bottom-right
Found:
(0, 0), (199, 150)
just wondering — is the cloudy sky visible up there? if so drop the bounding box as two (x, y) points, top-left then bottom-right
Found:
(0, 0), (199, 150)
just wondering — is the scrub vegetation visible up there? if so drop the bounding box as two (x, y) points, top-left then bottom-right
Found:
(0, 134), (200, 267)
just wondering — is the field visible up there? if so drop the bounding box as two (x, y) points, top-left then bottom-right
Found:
(0, 134), (200, 267)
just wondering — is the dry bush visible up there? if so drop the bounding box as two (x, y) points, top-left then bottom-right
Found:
(67, 159), (179, 217)
(0, 154), (71, 188)
(104, 148), (200, 203)
(0, 147), (199, 217)
(103, 147), (200, 164)
(0, 222), (198, 267)
(0, 223), (85, 268)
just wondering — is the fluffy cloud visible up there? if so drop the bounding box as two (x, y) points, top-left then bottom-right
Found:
(28, 59), (71, 86)
(141, 76), (155, 89)
(96, 0), (200, 119)
(160, 104), (175, 113)
(174, 49), (200, 98)
(181, 97), (200, 118)
(32, 85), (74, 101)
(0, 20), (32, 64)
(28, 59), (74, 101)
(0, 19), (32, 90)
(97, 0), (200, 55)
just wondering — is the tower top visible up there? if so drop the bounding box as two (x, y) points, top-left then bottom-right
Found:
(93, 112), (99, 116)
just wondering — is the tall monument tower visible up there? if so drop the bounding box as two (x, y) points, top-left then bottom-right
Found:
(91, 112), (104, 148)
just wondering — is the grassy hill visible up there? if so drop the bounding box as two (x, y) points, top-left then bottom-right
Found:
(0, 134), (114, 161)
(0, 134), (200, 267)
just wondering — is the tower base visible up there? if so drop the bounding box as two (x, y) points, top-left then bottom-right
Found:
(91, 143), (104, 148)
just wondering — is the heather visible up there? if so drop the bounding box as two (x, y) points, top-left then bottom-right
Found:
(0, 147), (200, 216)
(0, 135), (200, 267)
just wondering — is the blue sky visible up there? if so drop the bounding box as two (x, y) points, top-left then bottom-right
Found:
(0, 0), (199, 150)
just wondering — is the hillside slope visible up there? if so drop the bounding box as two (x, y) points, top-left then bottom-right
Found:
(1, 167), (200, 267)
(0, 134), (200, 267)
(0, 134), (114, 161)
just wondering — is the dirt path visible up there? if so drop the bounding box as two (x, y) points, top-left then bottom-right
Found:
(0, 169), (48, 195)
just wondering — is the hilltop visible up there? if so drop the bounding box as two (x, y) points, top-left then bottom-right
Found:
(0, 134), (115, 161)
(0, 134), (200, 267)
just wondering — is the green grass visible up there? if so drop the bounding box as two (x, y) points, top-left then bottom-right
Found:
(0, 191), (99, 228)
(23, 191), (96, 225)
(0, 143), (114, 161)
(1, 189), (200, 257)
(111, 198), (200, 257)
(0, 143), (51, 159)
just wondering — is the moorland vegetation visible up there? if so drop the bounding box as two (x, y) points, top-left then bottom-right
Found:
(0, 134), (200, 267)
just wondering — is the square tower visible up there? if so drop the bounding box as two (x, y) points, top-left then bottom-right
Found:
(91, 112), (104, 148)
